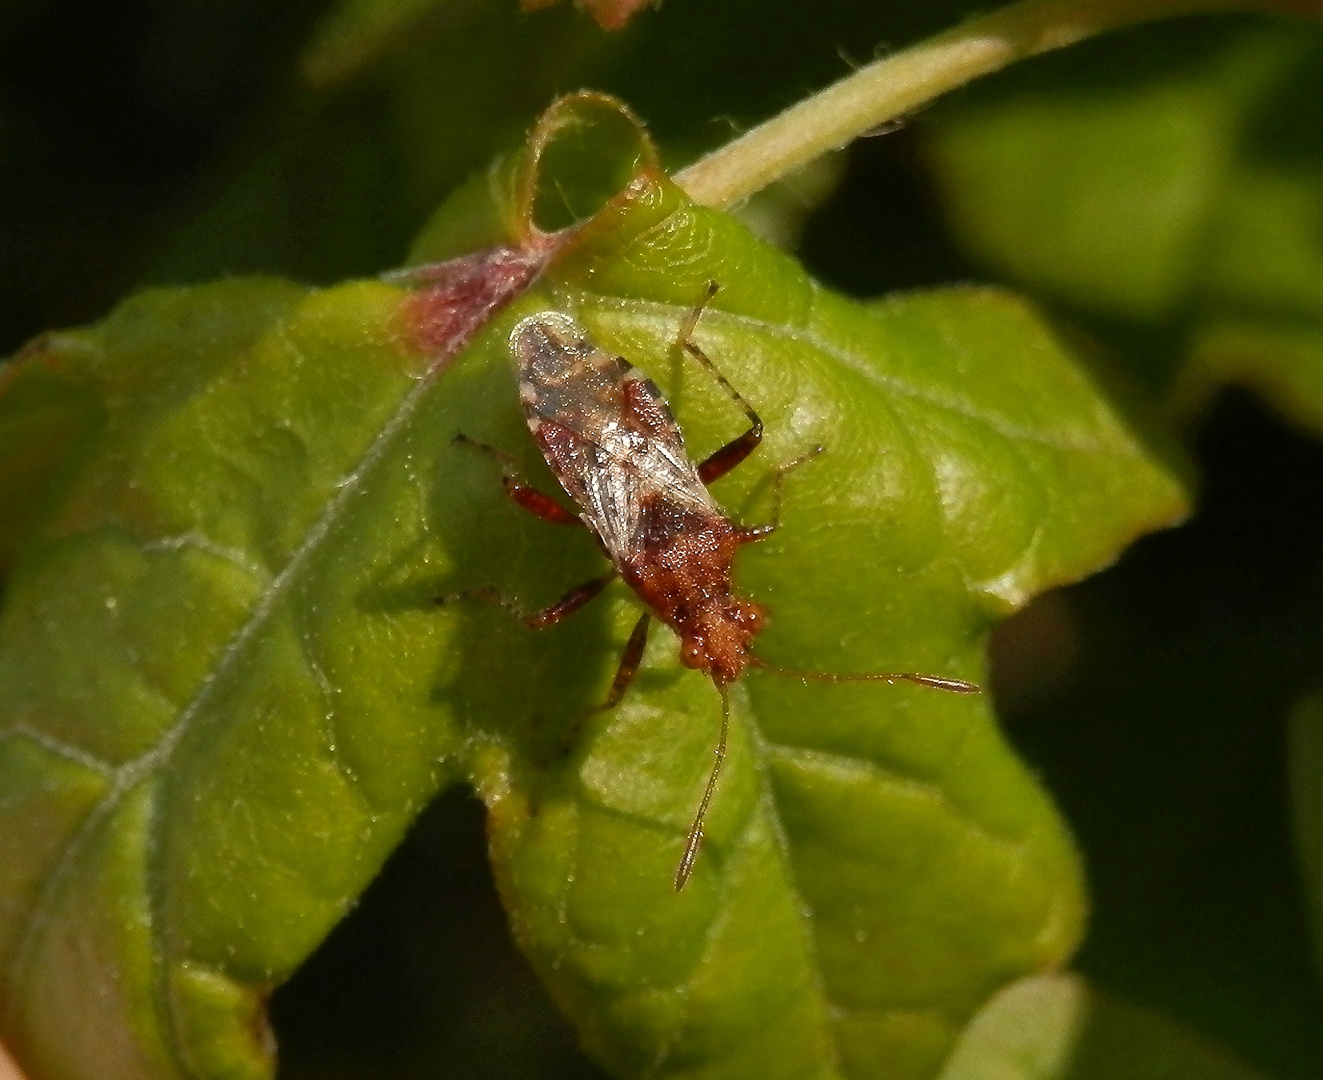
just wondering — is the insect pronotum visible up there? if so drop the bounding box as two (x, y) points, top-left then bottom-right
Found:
(446, 283), (979, 890)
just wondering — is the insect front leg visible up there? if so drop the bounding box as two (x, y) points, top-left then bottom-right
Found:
(675, 283), (766, 487)
(455, 433), (583, 526)
(435, 571), (616, 629)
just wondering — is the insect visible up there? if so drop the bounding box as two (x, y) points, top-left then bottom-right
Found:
(448, 283), (979, 889)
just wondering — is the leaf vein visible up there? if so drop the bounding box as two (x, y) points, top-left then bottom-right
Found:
(142, 531), (272, 582)
(0, 724), (116, 777)
(297, 618), (367, 807)
(590, 295), (1116, 455)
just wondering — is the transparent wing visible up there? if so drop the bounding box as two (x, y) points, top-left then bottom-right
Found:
(511, 312), (719, 559)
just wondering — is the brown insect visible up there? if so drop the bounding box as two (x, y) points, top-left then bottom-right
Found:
(448, 283), (979, 889)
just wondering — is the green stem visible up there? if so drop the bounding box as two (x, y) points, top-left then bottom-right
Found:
(674, 0), (1323, 208)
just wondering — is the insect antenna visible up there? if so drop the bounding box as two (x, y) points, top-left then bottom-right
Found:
(674, 682), (731, 891)
(749, 657), (980, 694)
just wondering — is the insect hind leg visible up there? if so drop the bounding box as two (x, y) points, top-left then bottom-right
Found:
(455, 433), (582, 527)
(675, 283), (766, 487)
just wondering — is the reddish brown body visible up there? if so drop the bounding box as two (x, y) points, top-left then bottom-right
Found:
(452, 286), (978, 889)
(616, 500), (763, 684)
(508, 306), (773, 689)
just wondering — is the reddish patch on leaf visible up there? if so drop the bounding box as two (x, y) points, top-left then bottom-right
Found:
(397, 244), (553, 372)
(520, 0), (656, 31)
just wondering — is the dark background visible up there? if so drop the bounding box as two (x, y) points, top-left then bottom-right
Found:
(2, 1), (1321, 1077)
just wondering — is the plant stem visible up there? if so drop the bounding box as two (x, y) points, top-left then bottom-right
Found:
(674, 0), (1323, 208)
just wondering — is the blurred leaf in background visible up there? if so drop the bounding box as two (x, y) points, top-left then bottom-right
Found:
(924, 16), (1323, 414)
(940, 973), (1272, 1080)
(1289, 695), (1323, 982)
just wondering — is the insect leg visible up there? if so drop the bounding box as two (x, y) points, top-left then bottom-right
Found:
(455, 433), (582, 526)
(433, 583), (525, 619)
(674, 283), (766, 487)
(435, 571), (616, 629)
(674, 682), (730, 891)
(521, 572), (617, 628)
(740, 445), (825, 542)
(595, 612), (651, 710)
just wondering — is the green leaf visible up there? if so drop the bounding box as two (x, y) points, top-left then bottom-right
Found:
(0, 140), (1187, 1080)
(1174, 155), (1323, 436)
(924, 26), (1310, 322)
(939, 973), (1273, 1080)
(1178, 318), (1323, 436)
(923, 22), (1323, 422)
(925, 29), (1272, 322)
(1288, 694), (1323, 981)
(486, 177), (1185, 1079)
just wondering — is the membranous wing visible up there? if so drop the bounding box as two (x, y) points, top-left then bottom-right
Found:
(508, 311), (718, 561)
